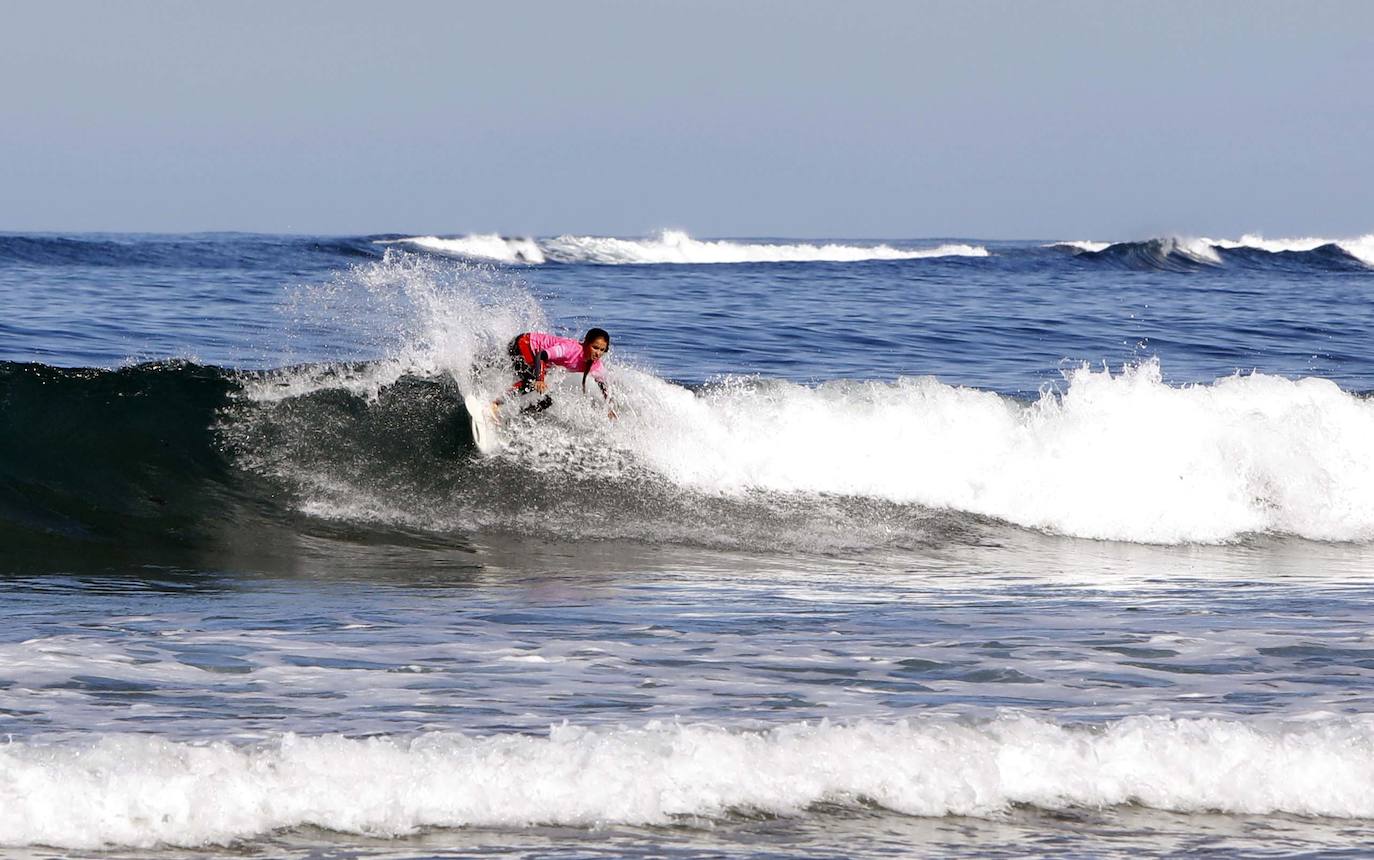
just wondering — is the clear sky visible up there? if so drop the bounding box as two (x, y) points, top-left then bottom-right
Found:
(3, 0), (1371, 239)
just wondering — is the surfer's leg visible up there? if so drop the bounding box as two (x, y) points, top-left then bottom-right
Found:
(492, 336), (536, 418)
(519, 395), (554, 414)
(506, 334), (539, 394)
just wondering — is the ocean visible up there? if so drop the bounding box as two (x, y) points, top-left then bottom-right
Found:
(2, 229), (1374, 858)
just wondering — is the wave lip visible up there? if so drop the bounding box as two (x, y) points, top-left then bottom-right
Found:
(3, 715), (1373, 849)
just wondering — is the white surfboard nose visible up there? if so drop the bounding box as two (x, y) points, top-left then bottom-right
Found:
(464, 393), (505, 455)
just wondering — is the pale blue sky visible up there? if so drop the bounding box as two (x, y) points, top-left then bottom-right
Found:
(3, 0), (1371, 238)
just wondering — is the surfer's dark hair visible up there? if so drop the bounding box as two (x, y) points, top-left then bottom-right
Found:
(582, 328), (610, 393)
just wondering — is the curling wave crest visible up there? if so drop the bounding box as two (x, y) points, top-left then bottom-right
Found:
(4, 715), (1374, 849)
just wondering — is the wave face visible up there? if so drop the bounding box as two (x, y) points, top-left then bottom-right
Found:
(0, 361), (242, 560)
(3, 715), (1373, 848)
(1048, 234), (1374, 271)
(391, 230), (988, 265)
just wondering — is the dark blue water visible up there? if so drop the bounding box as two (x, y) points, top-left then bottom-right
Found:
(6, 233), (1371, 392)
(2, 231), (1373, 858)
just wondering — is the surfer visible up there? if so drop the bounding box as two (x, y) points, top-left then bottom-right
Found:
(494, 328), (615, 418)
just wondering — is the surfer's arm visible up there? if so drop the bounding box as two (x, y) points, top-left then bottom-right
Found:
(531, 351), (549, 393)
(596, 378), (616, 419)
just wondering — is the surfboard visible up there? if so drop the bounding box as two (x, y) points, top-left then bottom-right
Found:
(463, 393), (504, 455)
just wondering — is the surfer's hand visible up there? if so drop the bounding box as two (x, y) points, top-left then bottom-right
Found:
(534, 380), (548, 394)
(607, 408), (617, 420)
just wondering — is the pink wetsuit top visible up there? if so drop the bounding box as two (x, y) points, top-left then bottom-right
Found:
(527, 332), (606, 384)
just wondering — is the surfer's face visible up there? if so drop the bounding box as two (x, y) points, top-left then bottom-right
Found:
(585, 337), (609, 361)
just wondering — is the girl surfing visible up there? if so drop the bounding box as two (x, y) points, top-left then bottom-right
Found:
(494, 328), (615, 419)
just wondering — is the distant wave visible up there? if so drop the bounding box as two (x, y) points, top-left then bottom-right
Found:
(1217, 233), (1374, 263)
(0, 233), (382, 268)
(1049, 240), (1112, 254)
(5, 715), (1374, 848)
(1048, 234), (1374, 270)
(390, 230), (989, 265)
(385, 234), (547, 264)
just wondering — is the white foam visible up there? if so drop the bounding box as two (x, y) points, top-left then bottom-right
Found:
(1047, 240), (1112, 253)
(563, 360), (1374, 545)
(1164, 237), (1225, 265)
(539, 230), (987, 265)
(380, 231), (988, 266)
(387, 235), (547, 264)
(1340, 234), (1374, 265)
(3, 716), (1373, 848)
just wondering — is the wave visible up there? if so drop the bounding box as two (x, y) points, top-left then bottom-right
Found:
(3, 715), (1372, 848)
(5, 352), (1373, 562)
(390, 230), (989, 265)
(1049, 234), (1374, 271)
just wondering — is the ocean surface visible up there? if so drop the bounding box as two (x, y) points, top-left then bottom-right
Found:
(3, 229), (1374, 858)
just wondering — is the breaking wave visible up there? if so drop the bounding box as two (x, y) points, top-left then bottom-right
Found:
(5, 353), (1374, 559)
(3, 715), (1374, 848)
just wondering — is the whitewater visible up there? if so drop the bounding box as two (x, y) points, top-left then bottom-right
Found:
(3, 231), (1374, 858)
(8, 716), (1374, 849)
(390, 229), (990, 265)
